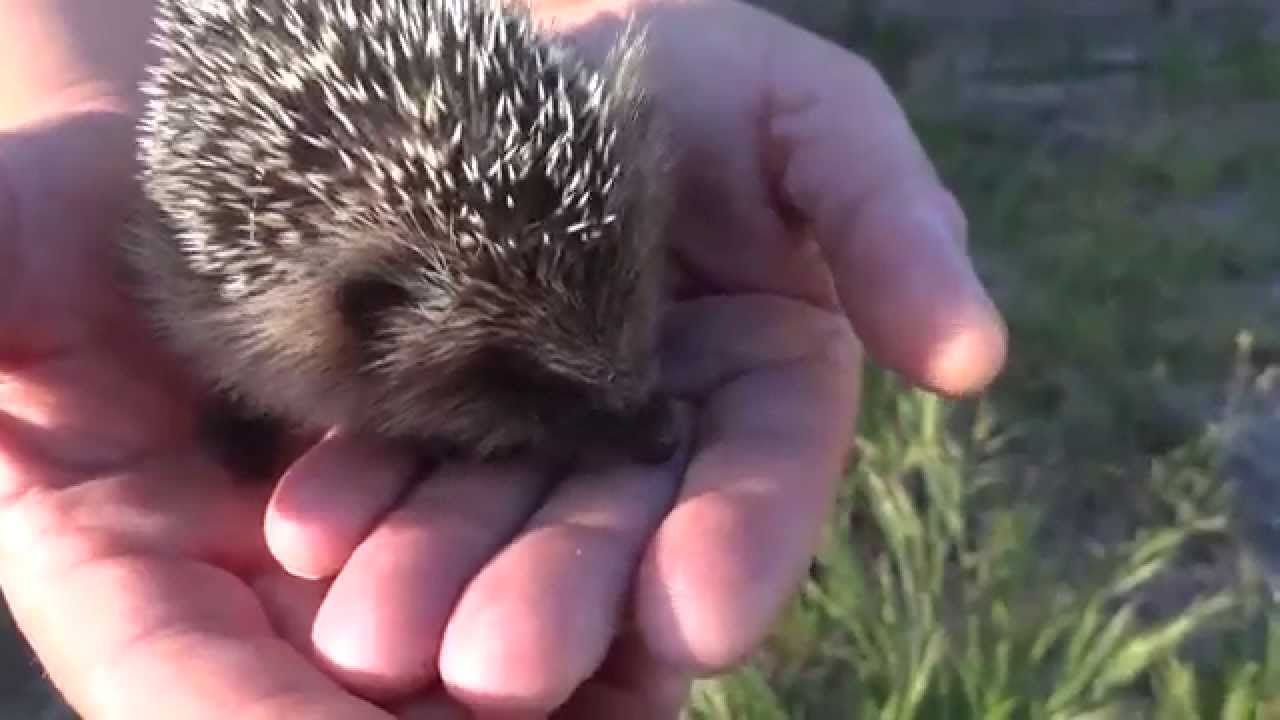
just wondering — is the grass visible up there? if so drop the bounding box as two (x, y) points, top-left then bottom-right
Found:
(687, 2), (1280, 717)
(690, 378), (1280, 719)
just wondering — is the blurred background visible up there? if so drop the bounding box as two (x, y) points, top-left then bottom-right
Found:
(4, 1), (1280, 717)
(688, 1), (1280, 717)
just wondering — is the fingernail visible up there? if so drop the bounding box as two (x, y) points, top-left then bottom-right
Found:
(919, 201), (1009, 395)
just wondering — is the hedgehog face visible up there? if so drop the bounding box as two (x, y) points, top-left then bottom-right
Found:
(327, 207), (674, 463)
(132, 0), (676, 464)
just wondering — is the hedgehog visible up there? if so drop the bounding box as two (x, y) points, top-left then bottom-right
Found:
(121, 0), (678, 473)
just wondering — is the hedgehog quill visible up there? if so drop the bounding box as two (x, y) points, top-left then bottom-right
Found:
(122, 0), (678, 470)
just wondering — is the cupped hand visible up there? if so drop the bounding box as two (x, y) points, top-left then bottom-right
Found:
(0, 0), (1005, 718)
(267, 0), (1006, 713)
(0, 110), (414, 718)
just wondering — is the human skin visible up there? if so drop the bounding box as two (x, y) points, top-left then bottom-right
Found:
(0, 0), (1006, 717)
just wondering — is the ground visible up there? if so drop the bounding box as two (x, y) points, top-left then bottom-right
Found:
(3, 1), (1279, 718)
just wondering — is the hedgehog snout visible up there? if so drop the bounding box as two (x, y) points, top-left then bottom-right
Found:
(584, 391), (679, 465)
(622, 393), (680, 464)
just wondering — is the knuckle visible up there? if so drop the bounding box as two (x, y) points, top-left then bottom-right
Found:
(806, 308), (861, 373)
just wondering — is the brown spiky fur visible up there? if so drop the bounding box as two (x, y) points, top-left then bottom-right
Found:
(122, 0), (675, 463)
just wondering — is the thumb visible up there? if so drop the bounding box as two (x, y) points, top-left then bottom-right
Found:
(761, 17), (1007, 397)
(0, 112), (137, 354)
(0, 162), (17, 331)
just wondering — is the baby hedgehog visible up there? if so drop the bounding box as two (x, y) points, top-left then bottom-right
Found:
(123, 0), (678, 468)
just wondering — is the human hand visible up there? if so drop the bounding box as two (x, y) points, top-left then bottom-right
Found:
(0, 1), (1005, 719)
(0, 116), (682, 720)
(266, 0), (1007, 713)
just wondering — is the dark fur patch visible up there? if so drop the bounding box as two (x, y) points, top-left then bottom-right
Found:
(197, 393), (289, 483)
(619, 395), (679, 464)
(337, 275), (412, 343)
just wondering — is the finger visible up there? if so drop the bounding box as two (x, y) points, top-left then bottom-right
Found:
(393, 694), (473, 720)
(252, 569), (477, 720)
(265, 431), (420, 580)
(759, 10), (1007, 396)
(0, 163), (16, 316)
(554, 634), (691, 720)
(0, 113), (140, 352)
(637, 320), (861, 671)
(311, 461), (551, 700)
(0, 552), (393, 720)
(438, 422), (690, 714)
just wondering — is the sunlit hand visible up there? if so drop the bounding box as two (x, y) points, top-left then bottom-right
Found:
(0, 0), (1005, 718)
(267, 0), (1007, 714)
